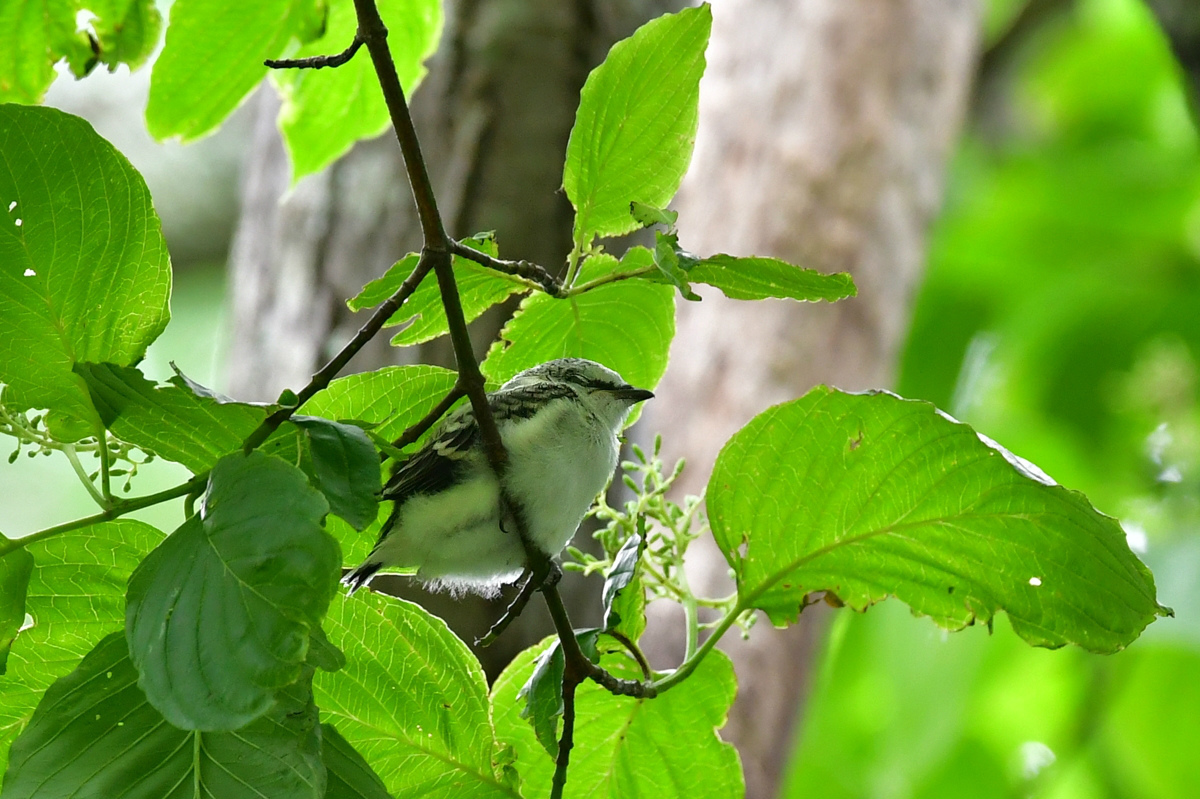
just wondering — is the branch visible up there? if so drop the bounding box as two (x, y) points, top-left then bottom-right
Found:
(449, 239), (564, 297)
(550, 679), (578, 799)
(0, 474), (207, 557)
(391, 384), (466, 450)
(264, 35), (364, 69)
(241, 253), (434, 453)
(475, 568), (540, 647)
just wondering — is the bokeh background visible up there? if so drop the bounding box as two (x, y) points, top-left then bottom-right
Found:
(3, 1), (1198, 797)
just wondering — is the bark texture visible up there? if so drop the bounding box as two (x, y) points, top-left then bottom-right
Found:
(642, 2), (981, 797)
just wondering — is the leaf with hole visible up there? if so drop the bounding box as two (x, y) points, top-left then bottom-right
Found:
(125, 451), (338, 730)
(0, 105), (170, 440)
(707, 387), (1170, 651)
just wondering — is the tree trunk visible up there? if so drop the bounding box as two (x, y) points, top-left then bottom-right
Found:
(643, 2), (980, 797)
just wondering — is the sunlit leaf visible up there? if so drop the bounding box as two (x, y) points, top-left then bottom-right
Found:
(482, 255), (674, 394)
(315, 593), (518, 798)
(565, 5), (711, 243)
(322, 722), (394, 799)
(0, 538), (32, 675)
(601, 534), (645, 642)
(0, 105), (170, 439)
(689, 254), (856, 303)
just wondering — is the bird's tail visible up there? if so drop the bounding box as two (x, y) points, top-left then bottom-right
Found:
(341, 561), (383, 595)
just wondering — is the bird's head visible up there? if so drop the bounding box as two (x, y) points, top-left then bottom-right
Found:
(503, 358), (654, 428)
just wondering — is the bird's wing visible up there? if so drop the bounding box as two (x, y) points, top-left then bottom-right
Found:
(381, 381), (576, 504)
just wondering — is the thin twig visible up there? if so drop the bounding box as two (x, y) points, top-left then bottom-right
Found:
(265, 36), (364, 69)
(98, 436), (113, 503)
(391, 384), (466, 450)
(607, 630), (653, 680)
(241, 253), (434, 453)
(449, 239), (564, 297)
(62, 443), (108, 509)
(550, 679), (578, 799)
(566, 265), (657, 296)
(0, 474), (207, 557)
(475, 569), (538, 647)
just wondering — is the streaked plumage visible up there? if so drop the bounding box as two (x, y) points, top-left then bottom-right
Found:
(343, 359), (653, 595)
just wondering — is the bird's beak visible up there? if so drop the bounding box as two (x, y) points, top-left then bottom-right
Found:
(608, 386), (654, 402)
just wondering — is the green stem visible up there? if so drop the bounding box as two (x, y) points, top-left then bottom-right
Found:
(676, 558), (699, 662)
(98, 436), (113, 502)
(62, 444), (108, 509)
(567, 265), (657, 296)
(0, 474), (206, 557)
(652, 597), (749, 694)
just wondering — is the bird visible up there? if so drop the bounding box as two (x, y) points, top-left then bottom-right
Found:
(342, 358), (654, 596)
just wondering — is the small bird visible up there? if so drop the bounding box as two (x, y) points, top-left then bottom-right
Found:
(343, 358), (654, 596)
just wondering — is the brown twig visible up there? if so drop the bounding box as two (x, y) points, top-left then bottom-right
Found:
(265, 36), (365, 69)
(391, 384), (466, 450)
(449, 239), (565, 297)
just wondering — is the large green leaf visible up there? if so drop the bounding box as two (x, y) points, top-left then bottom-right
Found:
(347, 237), (524, 348)
(493, 641), (742, 798)
(1, 632), (325, 799)
(146, 0), (325, 141)
(0, 520), (161, 771)
(75, 362), (269, 471)
(0, 1), (161, 104)
(0, 105), (171, 439)
(707, 388), (1169, 652)
(125, 451), (338, 730)
(274, 0), (442, 179)
(564, 5), (711, 243)
(481, 255), (675, 391)
(0, 540), (32, 675)
(315, 593), (519, 799)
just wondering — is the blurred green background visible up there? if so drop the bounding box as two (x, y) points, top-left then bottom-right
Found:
(2, 0), (1197, 797)
(785, 1), (1200, 797)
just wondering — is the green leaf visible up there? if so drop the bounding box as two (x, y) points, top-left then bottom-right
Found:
(0, 105), (171, 439)
(74, 362), (270, 471)
(707, 388), (1170, 651)
(321, 722), (395, 799)
(274, 0), (443, 179)
(306, 624), (346, 673)
(300, 364), (459, 444)
(515, 630), (602, 758)
(601, 534), (645, 641)
(494, 642), (742, 798)
(294, 416), (380, 531)
(565, 5), (711, 243)
(0, 520), (161, 772)
(0, 1), (160, 104)
(347, 237), (525, 348)
(315, 592), (518, 798)
(146, 0), (325, 141)
(125, 451), (338, 730)
(517, 640), (564, 757)
(653, 231), (701, 301)
(688, 254), (857, 303)
(630, 202), (678, 230)
(2, 632), (326, 799)
(481, 254), (675, 393)
(0, 537), (32, 675)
